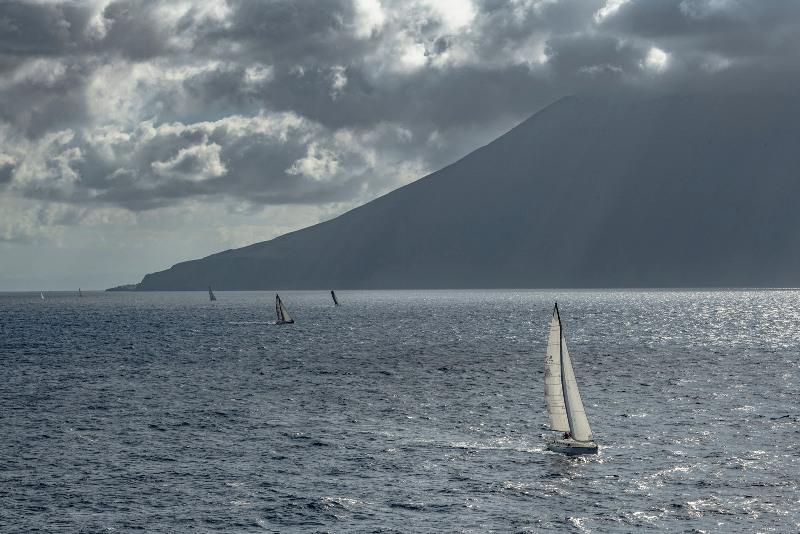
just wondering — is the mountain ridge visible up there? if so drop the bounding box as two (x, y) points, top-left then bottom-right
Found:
(135, 93), (800, 290)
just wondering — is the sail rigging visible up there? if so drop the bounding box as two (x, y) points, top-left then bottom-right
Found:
(546, 303), (594, 442)
(275, 294), (294, 324)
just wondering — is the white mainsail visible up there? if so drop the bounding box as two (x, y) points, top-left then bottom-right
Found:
(544, 311), (569, 431)
(545, 304), (593, 442)
(40, 292), (45, 300)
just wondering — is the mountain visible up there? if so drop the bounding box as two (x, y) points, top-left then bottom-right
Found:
(136, 93), (800, 290)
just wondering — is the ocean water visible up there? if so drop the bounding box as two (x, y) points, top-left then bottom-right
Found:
(1, 290), (799, 533)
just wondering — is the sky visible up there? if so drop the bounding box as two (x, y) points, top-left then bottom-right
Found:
(1, 0), (799, 290)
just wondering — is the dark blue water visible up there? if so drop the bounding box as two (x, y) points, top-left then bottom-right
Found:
(1, 290), (799, 532)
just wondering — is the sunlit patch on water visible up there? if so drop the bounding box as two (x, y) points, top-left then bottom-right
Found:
(320, 496), (370, 510)
(501, 480), (568, 497)
(444, 436), (543, 454)
(628, 508), (669, 524)
(568, 516), (592, 533)
(632, 465), (695, 492)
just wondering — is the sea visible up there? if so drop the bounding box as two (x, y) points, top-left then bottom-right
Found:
(1, 290), (798, 533)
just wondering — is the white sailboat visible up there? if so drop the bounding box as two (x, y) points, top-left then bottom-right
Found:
(40, 292), (45, 300)
(275, 294), (294, 324)
(208, 286), (217, 301)
(544, 303), (598, 455)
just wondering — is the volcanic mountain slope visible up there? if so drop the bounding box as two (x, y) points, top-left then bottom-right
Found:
(136, 94), (800, 289)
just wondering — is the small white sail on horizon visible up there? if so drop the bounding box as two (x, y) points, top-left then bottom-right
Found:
(275, 294), (294, 324)
(543, 303), (597, 455)
(40, 292), (45, 300)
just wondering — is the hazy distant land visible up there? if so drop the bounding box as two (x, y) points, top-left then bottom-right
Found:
(129, 93), (800, 290)
(106, 284), (139, 292)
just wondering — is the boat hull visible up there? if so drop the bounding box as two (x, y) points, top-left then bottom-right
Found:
(546, 438), (598, 456)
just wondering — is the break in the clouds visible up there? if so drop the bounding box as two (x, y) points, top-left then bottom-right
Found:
(1, 0), (799, 287)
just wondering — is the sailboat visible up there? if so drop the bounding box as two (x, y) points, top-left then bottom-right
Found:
(331, 290), (339, 306)
(208, 286), (217, 301)
(78, 288), (83, 298)
(275, 294), (294, 324)
(40, 292), (45, 300)
(544, 303), (598, 455)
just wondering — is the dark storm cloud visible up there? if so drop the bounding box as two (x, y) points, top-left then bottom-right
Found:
(605, 0), (800, 39)
(594, 0), (800, 92)
(0, 58), (92, 137)
(182, 61), (550, 132)
(1, 0), (800, 214)
(0, 160), (14, 185)
(100, 0), (177, 60)
(0, 1), (92, 60)
(199, 0), (359, 62)
(545, 33), (645, 80)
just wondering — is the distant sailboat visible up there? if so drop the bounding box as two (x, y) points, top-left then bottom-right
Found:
(275, 294), (294, 324)
(78, 288), (83, 298)
(544, 303), (598, 455)
(331, 290), (339, 306)
(40, 292), (45, 300)
(208, 286), (217, 301)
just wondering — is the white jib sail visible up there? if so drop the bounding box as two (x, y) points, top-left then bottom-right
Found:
(560, 336), (593, 441)
(544, 312), (569, 432)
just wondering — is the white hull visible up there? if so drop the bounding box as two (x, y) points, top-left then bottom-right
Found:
(546, 438), (598, 456)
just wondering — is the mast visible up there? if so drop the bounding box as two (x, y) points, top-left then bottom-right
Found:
(545, 303), (569, 431)
(558, 321), (575, 435)
(558, 303), (575, 437)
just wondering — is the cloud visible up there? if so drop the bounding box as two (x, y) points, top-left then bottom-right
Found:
(0, 194), (133, 244)
(4, 110), (428, 210)
(2, 0), (800, 251)
(0, 154), (15, 185)
(151, 139), (227, 182)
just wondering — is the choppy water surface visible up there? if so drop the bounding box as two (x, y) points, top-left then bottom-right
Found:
(1, 290), (799, 532)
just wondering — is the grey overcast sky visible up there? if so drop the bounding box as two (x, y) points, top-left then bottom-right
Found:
(1, 0), (799, 289)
